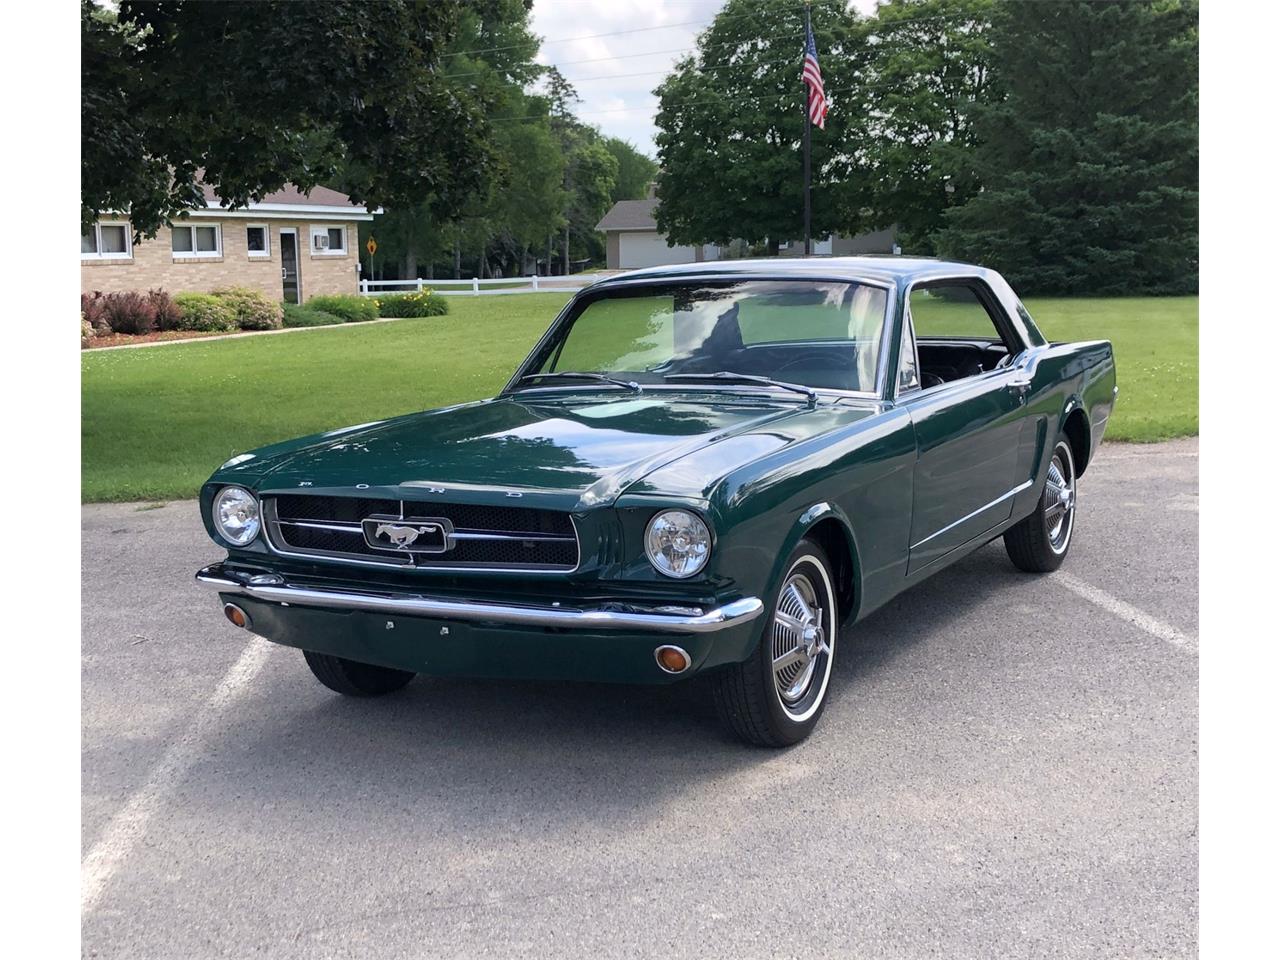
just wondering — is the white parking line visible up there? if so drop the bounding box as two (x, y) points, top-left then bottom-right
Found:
(81, 637), (272, 915)
(1056, 572), (1198, 652)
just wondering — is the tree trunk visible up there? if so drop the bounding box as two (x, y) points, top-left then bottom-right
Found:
(562, 224), (570, 276)
(453, 239), (461, 279)
(402, 245), (418, 280)
(767, 238), (780, 257)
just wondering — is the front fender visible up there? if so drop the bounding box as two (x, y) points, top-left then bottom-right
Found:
(765, 500), (862, 623)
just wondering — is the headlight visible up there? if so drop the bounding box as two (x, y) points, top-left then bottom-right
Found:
(645, 509), (711, 579)
(212, 485), (261, 546)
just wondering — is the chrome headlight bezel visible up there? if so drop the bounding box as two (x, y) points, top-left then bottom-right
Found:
(644, 509), (712, 579)
(212, 485), (261, 547)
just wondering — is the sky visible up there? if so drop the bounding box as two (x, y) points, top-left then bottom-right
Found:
(529, 0), (880, 157)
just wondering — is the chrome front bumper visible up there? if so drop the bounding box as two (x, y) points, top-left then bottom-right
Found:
(195, 563), (764, 635)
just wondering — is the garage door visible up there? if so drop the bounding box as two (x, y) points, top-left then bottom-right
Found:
(618, 232), (697, 269)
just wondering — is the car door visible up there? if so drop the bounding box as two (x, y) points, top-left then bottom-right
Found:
(896, 279), (1031, 574)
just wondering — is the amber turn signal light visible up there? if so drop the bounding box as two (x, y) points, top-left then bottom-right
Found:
(654, 645), (692, 674)
(223, 602), (251, 630)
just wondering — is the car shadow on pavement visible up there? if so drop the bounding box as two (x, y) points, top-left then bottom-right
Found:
(186, 544), (1030, 836)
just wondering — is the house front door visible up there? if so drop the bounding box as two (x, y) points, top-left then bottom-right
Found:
(280, 230), (300, 303)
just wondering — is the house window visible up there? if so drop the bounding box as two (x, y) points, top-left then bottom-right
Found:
(81, 221), (132, 260)
(246, 224), (270, 258)
(171, 223), (222, 258)
(310, 224), (346, 255)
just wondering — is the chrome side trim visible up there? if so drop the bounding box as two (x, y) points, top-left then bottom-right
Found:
(194, 563), (763, 635)
(910, 479), (1035, 550)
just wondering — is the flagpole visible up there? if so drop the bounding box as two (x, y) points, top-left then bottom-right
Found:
(802, 2), (812, 256)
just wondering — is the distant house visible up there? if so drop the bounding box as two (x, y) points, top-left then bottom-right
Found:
(777, 226), (900, 258)
(596, 187), (898, 270)
(81, 184), (377, 303)
(596, 193), (715, 270)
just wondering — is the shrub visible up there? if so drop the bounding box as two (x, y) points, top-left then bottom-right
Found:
(214, 287), (284, 330)
(81, 292), (111, 335)
(148, 289), (183, 331)
(374, 291), (449, 318)
(173, 292), (238, 332)
(100, 290), (158, 335)
(81, 314), (95, 346)
(305, 294), (379, 323)
(282, 302), (345, 328)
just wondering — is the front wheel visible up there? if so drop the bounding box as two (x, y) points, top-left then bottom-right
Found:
(712, 540), (839, 747)
(303, 650), (415, 697)
(1004, 437), (1077, 572)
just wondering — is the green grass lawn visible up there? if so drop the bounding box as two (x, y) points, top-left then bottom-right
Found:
(81, 292), (1197, 502)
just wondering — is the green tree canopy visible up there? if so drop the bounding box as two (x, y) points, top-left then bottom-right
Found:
(935, 0), (1199, 294)
(653, 0), (873, 253)
(603, 138), (658, 203)
(543, 70), (619, 270)
(366, 0), (568, 278)
(860, 0), (995, 252)
(82, 0), (493, 237)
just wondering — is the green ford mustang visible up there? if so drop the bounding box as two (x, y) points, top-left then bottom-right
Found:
(197, 257), (1117, 746)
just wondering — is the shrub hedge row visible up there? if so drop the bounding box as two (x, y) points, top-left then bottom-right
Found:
(80, 288), (426, 343)
(282, 303), (345, 328)
(374, 291), (449, 318)
(305, 294), (380, 323)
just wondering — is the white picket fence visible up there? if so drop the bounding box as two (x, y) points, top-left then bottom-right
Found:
(359, 277), (589, 297)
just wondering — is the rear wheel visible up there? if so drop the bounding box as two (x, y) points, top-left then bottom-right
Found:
(1004, 437), (1077, 572)
(303, 650), (415, 697)
(712, 540), (838, 747)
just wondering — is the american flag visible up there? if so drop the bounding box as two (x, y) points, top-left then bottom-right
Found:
(802, 21), (828, 129)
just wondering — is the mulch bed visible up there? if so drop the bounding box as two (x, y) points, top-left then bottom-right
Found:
(83, 329), (241, 349)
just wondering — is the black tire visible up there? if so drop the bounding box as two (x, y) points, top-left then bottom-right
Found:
(302, 650), (415, 697)
(1004, 437), (1077, 573)
(712, 540), (839, 747)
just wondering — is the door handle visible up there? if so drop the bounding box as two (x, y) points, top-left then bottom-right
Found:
(281, 268), (287, 280)
(1008, 374), (1033, 402)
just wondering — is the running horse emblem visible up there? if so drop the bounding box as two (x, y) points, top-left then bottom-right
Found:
(374, 522), (439, 549)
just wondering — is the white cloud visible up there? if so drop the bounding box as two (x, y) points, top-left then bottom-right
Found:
(529, 0), (879, 156)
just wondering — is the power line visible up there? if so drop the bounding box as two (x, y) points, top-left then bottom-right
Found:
(446, 0), (944, 64)
(445, 10), (979, 83)
(485, 72), (983, 124)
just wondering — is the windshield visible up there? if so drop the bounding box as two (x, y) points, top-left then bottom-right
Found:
(521, 280), (889, 395)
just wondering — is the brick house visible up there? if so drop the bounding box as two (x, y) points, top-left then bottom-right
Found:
(81, 184), (376, 303)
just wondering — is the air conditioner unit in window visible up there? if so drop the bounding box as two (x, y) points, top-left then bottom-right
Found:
(314, 235), (329, 250)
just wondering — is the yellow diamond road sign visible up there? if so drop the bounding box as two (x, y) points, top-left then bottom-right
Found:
(366, 237), (377, 256)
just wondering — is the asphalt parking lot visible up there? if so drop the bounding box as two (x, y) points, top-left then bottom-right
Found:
(82, 439), (1197, 959)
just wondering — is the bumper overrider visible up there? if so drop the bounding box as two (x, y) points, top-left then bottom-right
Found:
(194, 562), (766, 683)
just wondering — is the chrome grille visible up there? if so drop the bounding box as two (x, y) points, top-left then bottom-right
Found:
(263, 495), (579, 571)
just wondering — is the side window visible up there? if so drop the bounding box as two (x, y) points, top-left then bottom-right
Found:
(896, 313), (920, 394)
(909, 283), (1006, 341)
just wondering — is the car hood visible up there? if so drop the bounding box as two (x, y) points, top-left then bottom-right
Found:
(237, 392), (835, 510)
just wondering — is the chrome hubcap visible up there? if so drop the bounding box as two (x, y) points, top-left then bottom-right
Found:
(1044, 444), (1076, 553)
(772, 571), (829, 709)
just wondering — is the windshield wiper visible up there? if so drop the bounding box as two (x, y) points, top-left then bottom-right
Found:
(518, 371), (642, 392)
(664, 371), (817, 405)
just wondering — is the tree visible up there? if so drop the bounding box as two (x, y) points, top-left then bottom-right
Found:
(653, 0), (873, 253)
(935, 1), (1199, 295)
(544, 70), (618, 271)
(860, 0), (995, 252)
(603, 138), (658, 203)
(357, 0), (566, 279)
(82, 0), (493, 237)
